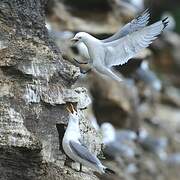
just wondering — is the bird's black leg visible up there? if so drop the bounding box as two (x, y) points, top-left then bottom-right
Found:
(79, 163), (82, 172)
(80, 68), (92, 74)
(73, 58), (88, 65)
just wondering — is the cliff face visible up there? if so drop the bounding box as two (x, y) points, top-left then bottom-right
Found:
(0, 0), (100, 180)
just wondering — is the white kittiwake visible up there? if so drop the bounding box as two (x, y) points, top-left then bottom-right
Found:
(135, 60), (162, 91)
(76, 9), (151, 60)
(138, 128), (168, 160)
(62, 104), (114, 174)
(71, 10), (168, 82)
(101, 122), (137, 159)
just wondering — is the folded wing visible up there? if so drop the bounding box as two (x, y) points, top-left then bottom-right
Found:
(69, 140), (101, 165)
(104, 18), (168, 67)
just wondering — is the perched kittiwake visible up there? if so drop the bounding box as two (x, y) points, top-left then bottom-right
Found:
(138, 128), (168, 160)
(71, 10), (168, 82)
(166, 153), (180, 166)
(62, 104), (114, 174)
(101, 122), (137, 159)
(135, 60), (162, 91)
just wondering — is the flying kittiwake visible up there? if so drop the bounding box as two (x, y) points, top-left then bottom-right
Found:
(71, 9), (168, 82)
(76, 9), (150, 60)
(62, 104), (114, 174)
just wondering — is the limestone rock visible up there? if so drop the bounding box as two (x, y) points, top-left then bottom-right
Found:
(0, 1), (100, 180)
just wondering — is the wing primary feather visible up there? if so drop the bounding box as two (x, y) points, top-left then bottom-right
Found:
(69, 140), (100, 165)
(103, 9), (151, 42)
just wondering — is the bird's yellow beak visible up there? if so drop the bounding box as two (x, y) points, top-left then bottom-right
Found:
(71, 37), (79, 44)
(66, 103), (77, 113)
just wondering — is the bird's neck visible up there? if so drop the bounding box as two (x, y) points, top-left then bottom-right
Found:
(83, 36), (101, 56)
(64, 119), (80, 140)
(67, 118), (79, 131)
(83, 35), (98, 45)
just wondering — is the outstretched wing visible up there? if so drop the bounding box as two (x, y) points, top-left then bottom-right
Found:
(69, 140), (101, 165)
(102, 9), (150, 43)
(104, 18), (168, 67)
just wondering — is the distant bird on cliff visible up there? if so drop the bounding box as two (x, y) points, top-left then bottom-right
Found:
(166, 153), (180, 166)
(101, 122), (137, 159)
(62, 104), (114, 174)
(137, 128), (168, 160)
(71, 9), (169, 82)
(135, 60), (162, 91)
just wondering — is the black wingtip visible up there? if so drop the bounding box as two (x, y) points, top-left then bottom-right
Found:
(162, 17), (169, 29)
(142, 8), (148, 14)
(104, 168), (116, 175)
(143, 7), (152, 15)
(144, 8), (150, 14)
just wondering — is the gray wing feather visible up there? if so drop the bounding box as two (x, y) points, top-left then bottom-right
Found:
(102, 9), (150, 43)
(105, 18), (168, 67)
(69, 140), (101, 165)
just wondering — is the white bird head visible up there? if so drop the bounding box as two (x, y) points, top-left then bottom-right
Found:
(71, 32), (90, 44)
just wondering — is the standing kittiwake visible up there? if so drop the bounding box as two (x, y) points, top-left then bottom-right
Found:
(101, 122), (137, 159)
(71, 10), (168, 82)
(62, 104), (114, 174)
(135, 60), (162, 91)
(137, 128), (168, 160)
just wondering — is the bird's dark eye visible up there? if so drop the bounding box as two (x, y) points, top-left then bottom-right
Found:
(79, 37), (82, 39)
